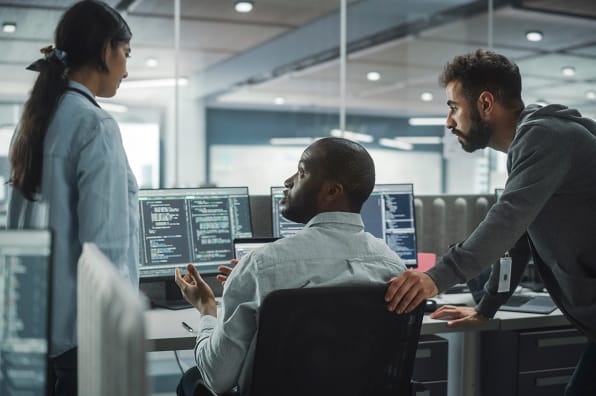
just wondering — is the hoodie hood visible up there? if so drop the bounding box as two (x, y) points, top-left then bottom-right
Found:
(517, 104), (596, 135)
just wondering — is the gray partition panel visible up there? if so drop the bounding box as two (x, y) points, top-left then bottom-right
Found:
(415, 194), (495, 256)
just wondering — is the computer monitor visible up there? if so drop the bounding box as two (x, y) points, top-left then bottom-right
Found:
(138, 187), (253, 307)
(233, 237), (279, 261)
(0, 229), (53, 395)
(271, 184), (418, 268)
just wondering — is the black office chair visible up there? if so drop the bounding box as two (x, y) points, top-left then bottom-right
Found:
(191, 285), (424, 396)
(250, 285), (425, 396)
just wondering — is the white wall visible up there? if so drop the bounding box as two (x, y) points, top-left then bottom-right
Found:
(210, 145), (443, 195)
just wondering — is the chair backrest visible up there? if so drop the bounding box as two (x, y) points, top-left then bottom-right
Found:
(77, 243), (148, 396)
(250, 285), (424, 396)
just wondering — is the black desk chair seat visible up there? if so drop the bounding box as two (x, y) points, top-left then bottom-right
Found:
(193, 285), (424, 396)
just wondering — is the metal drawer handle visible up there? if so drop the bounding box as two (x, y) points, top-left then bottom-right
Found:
(537, 336), (587, 348)
(536, 375), (571, 387)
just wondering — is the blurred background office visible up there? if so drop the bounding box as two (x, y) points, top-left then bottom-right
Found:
(1, 0), (595, 393)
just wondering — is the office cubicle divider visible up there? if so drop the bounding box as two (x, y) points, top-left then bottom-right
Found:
(78, 243), (148, 396)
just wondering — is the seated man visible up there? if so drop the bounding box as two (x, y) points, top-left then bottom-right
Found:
(175, 137), (407, 395)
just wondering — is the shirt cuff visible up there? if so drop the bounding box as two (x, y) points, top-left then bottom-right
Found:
(196, 314), (217, 343)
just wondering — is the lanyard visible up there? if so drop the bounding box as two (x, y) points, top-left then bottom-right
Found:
(66, 87), (100, 108)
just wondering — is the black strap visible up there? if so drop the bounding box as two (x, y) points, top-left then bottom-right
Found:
(66, 87), (100, 108)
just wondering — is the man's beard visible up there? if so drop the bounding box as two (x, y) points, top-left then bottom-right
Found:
(453, 107), (492, 153)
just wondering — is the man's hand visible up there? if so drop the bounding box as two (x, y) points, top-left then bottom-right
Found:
(175, 264), (217, 317)
(385, 270), (439, 313)
(216, 259), (237, 287)
(430, 305), (488, 328)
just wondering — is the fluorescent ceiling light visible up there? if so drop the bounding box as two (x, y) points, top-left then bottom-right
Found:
(145, 58), (158, 68)
(235, 1), (254, 13)
(366, 71), (381, 81)
(120, 78), (188, 88)
(270, 137), (313, 145)
(396, 136), (442, 144)
(2, 23), (16, 33)
(98, 102), (128, 113)
(379, 138), (413, 151)
(274, 97), (285, 105)
(585, 90), (596, 100)
(408, 117), (445, 126)
(561, 66), (575, 77)
(525, 30), (543, 42)
(420, 92), (433, 102)
(330, 129), (374, 143)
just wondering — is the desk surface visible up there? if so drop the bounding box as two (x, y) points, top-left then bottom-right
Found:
(145, 293), (570, 352)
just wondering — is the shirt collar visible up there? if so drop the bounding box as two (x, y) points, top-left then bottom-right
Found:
(304, 211), (364, 229)
(67, 80), (95, 98)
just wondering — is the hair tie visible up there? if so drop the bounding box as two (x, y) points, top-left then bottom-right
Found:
(26, 45), (69, 72)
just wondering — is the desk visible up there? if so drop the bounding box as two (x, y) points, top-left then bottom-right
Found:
(145, 296), (574, 396)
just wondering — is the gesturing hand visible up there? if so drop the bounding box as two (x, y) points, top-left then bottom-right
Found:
(174, 264), (217, 317)
(216, 259), (238, 287)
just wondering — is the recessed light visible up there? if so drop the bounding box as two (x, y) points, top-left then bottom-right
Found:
(145, 58), (158, 68)
(561, 66), (575, 77)
(274, 97), (285, 105)
(586, 90), (596, 100)
(420, 92), (433, 102)
(2, 23), (16, 34)
(525, 30), (543, 42)
(235, 1), (254, 13)
(366, 71), (381, 81)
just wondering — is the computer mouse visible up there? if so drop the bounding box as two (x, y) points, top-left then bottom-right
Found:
(424, 299), (438, 313)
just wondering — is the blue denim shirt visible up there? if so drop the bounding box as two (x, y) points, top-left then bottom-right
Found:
(194, 211), (407, 394)
(8, 80), (139, 356)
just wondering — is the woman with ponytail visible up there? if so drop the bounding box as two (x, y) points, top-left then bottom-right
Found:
(7, 1), (139, 394)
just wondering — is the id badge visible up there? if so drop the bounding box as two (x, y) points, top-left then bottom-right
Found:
(498, 253), (512, 293)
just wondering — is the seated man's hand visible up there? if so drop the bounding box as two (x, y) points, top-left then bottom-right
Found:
(175, 264), (217, 317)
(430, 305), (487, 328)
(216, 259), (237, 287)
(385, 270), (439, 314)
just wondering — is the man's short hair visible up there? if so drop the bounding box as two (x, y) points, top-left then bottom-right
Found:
(439, 49), (524, 111)
(312, 137), (375, 212)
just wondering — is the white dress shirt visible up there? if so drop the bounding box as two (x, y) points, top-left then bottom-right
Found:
(194, 211), (407, 394)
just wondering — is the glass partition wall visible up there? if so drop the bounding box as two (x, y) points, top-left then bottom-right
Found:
(1, 1), (596, 195)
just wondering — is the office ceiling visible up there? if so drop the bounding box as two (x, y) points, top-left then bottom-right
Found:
(0, 0), (595, 119)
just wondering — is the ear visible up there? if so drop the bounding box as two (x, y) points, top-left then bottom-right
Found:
(322, 181), (344, 202)
(99, 40), (110, 73)
(477, 91), (495, 116)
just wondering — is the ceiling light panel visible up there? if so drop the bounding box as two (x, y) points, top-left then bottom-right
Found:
(235, 1), (254, 13)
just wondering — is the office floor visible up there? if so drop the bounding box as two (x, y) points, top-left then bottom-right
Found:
(149, 350), (195, 395)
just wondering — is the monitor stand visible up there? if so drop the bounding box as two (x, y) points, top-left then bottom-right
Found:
(140, 279), (191, 310)
(140, 276), (223, 310)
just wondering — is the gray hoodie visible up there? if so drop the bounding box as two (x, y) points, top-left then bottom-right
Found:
(426, 104), (596, 341)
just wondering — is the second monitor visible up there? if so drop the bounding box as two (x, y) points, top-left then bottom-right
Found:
(271, 184), (418, 268)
